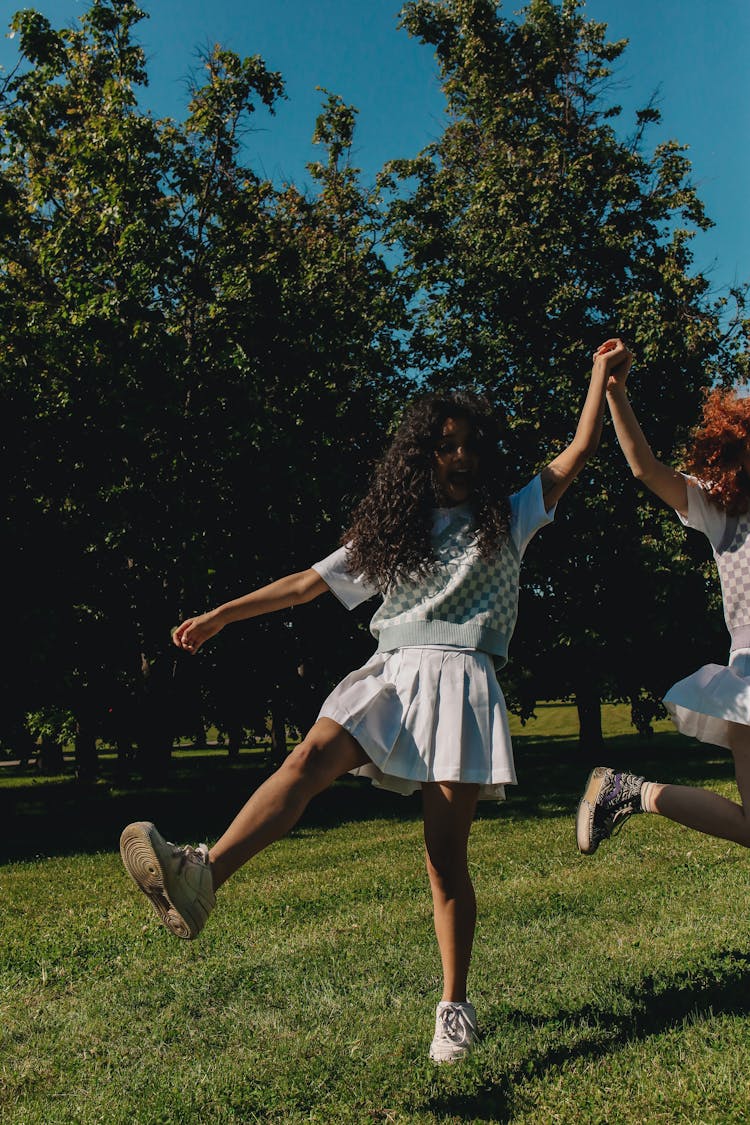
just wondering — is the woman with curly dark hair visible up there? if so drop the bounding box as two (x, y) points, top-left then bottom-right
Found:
(120, 339), (627, 1063)
(578, 361), (750, 862)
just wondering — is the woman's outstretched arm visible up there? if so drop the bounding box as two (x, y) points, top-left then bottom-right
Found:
(540, 338), (630, 510)
(172, 569), (329, 654)
(606, 358), (688, 516)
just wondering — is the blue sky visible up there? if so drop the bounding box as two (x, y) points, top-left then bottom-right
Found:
(2, 0), (748, 305)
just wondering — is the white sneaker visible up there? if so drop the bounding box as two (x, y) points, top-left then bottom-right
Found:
(429, 1000), (478, 1062)
(120, 821), (215, 940)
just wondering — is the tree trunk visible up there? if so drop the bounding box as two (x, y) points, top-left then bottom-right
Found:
(115, 735), (132, 784)
(13, 720), (36, 767)
(38, 734), (64, 774)
(269, 708), (288, 767)
(575, 683), (604, 756)
(75, 721), (98, 784)
(135, 650), (174, 782)
(227, 723), (241, 759)
(136, 720), (173, 783)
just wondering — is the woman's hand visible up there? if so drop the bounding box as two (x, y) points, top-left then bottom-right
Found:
(172, 610), (224, 654)
(170, 570), (330, 655)
(593, 338), (634, 390)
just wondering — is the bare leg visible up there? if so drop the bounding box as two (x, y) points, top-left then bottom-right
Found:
(209, 718), (368, 889)
(649, 721), (750, 847)
(422, 781), (480, 1003)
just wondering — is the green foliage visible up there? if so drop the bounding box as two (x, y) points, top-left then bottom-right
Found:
(0, 1), (405, 768)
(387, 0), (749, 739)
(25, 706), (77, 744)
(3, 0), (749, 765)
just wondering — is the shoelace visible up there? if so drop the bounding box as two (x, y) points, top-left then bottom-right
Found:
(437, 1006), (472, 1045)
(596, 774), (642, 841)
(599, 806), (635, 839)
(174, 843), (209, 872)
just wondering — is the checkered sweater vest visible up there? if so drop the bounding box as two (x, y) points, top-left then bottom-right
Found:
(369, 507), (521, 668)
(716, 511), (750, 650)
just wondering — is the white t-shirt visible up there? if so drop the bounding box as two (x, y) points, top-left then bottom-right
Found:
(313, 474), (553, 610)
(678, 474), (727, 549)
(677, 473), (750, 646)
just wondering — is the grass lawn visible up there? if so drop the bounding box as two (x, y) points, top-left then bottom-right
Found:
(2, 704), (750, 1123)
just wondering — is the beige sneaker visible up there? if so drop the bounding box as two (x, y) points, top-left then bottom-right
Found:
(429, 1000), (478, 1063)
(119, 821), (215, 939)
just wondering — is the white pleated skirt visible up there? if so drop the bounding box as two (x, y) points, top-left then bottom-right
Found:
(318, 647), (516, 801)
(664, 648), (750, 749)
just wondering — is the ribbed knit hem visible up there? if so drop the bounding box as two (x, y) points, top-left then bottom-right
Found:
(730, 625), (750, 651)
(375, 622), (509, 666)
(640, 780), (658, 814)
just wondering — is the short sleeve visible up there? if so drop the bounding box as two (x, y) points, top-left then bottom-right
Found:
(678, 474), (727, 551)
(510, 474), (555, 556)
(311, 545), (379, 610)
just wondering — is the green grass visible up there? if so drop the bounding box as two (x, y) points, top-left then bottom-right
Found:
(2, 704), (750, 1123)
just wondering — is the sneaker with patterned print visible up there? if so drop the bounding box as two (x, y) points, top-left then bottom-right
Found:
(576, 767), (644, 855)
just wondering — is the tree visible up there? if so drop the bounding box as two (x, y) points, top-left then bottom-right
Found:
(162, 71), (407, 761)
(386, 0), (748, 748)
(0, 1), (405, 776)
(0, 1), (178, 776)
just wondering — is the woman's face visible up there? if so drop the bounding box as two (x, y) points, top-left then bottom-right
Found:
(433, 416), (480, 506)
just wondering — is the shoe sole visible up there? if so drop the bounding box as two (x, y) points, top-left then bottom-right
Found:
(429, 1037), (475, 1062)
(429, 1049), (470, 1063)
(576, 767), (608, 855)
(119, 821), (196, 939)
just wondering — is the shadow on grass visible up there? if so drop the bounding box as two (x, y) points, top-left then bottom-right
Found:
(504, 730), (735, 820)
(0, 752), (424, 863)
(0, 729), (737, 864)
(427, 949), (750, 1122)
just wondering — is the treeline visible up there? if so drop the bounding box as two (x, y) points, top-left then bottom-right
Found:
(1, 0), (747, 779)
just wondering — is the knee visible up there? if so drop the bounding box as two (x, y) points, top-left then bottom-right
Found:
(425, 846), (470, 896)
(281, 736), (328, 787)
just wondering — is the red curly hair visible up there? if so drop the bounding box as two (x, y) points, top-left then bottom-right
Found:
(687, 388), (750, 515)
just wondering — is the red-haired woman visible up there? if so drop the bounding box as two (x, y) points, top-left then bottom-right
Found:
(578, 358), (750, 857)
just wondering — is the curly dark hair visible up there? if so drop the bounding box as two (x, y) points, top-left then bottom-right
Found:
(686, 388), (750, 515)
(343, 391), (511, 589)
